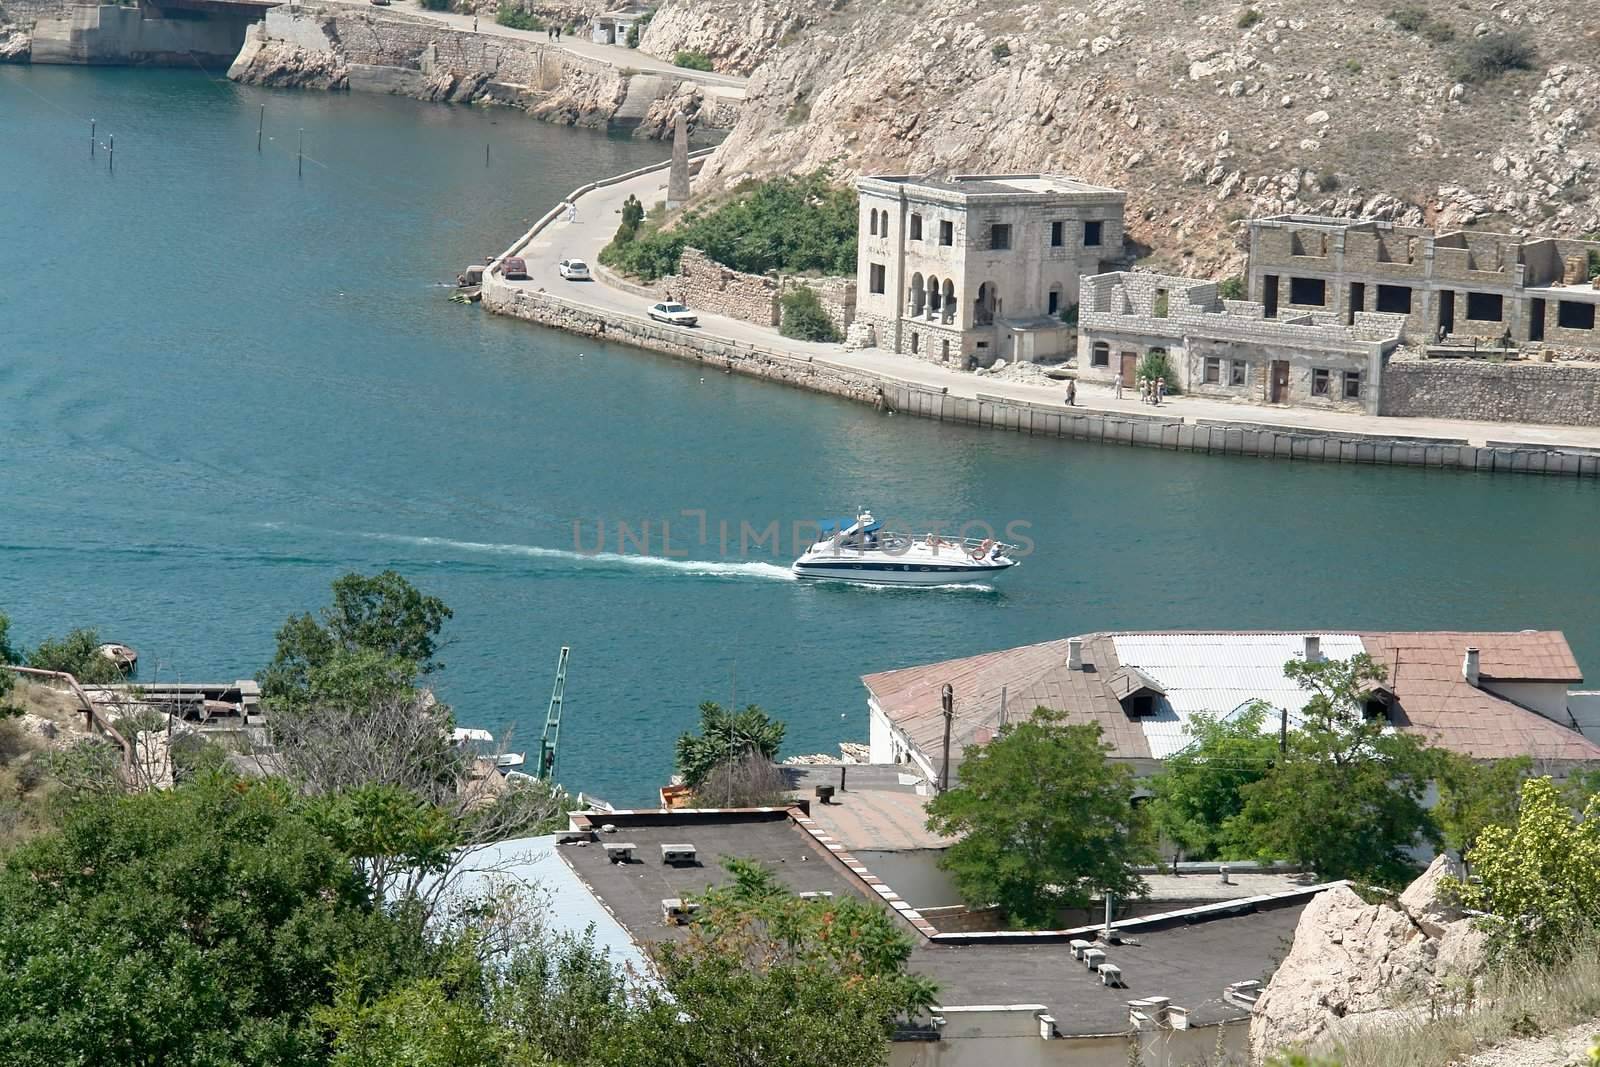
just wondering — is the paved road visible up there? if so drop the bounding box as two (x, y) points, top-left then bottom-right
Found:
(503, 168), (1600, 452)
(317, 0), (749, 91)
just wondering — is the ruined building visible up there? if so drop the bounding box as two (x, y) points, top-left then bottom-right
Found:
(854, 174), (1125, 366)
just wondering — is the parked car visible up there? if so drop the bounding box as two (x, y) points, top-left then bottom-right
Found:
(502, 256), (529, 280)
(369, 0), (390, 6)
(648, 301), (698, 327)
(558, 258), (591, 280)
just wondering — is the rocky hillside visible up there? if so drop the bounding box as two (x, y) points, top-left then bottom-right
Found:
(643, 0), (1600, 275)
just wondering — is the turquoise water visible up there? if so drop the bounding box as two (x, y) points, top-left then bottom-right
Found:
(4, 68), (1600, 803)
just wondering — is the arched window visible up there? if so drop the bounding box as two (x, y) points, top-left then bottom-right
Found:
(942, 279), (956, 324)
(869, 209), (879, 237)
(975, 282), (998, 326)
(941, 339), (951, 361)
(910, 331), (920, 354)
(927, 275), (941, 318)
(909, 273), (925, 316)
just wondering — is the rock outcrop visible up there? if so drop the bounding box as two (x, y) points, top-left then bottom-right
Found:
(1250, 856), (1489, 1060)
(644, 0), (1600, 274)
(0, 25), (28, 62)
(229, 24), (349, 89)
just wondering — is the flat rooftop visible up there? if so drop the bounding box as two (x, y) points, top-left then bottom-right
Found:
(556, 809), (1314, 1037)
(859, 173), (1124, 201)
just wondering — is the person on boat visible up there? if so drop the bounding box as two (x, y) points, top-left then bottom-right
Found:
(973, 538), (995, 560)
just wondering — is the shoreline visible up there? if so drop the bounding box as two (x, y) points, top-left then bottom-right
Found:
(481, 159), (1600, 481)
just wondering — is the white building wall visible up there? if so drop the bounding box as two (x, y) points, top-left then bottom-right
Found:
(1570, 692), (1600, 744)
(1482, 680), (1576, 723)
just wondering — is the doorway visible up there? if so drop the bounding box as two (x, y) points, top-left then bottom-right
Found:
(1270, 360), (1290, 403)
(1263, 274), (1279, 319)
(1529, 299), (1546, 342)
(1348, 282), (1365, 326)
(1120, 352), (1138, 387)
(1438, 290), (1456, 337)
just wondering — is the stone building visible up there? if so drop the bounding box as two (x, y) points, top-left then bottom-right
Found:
(854, 174), (1125, 367)
(1077, 271), (1404, 414)
(1246, 215), (1600, 352)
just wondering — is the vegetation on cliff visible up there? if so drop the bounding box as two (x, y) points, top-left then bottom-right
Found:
(599, 169), (856, 281)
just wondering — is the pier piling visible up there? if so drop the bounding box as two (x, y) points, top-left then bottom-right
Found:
(90, 119), (95, 157)
(108, 133), (113, 172)
(257, 105), (264, 153)
(297, 128), (303, 178)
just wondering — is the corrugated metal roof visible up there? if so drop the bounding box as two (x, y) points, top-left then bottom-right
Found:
(440, 834), (655, 982)
(1110, 633), (1366, 759)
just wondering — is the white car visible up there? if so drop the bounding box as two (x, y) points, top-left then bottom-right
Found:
(648, 301), (698, 327)
(558, 258), (591, 280)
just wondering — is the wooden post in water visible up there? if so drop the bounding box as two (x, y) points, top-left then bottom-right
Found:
(257, 105), (264, 152)
(485, 142), (490, 167)
(108, 134), (113, 172)
(297, 128), (303, 177)
(90, 119), (95, 157)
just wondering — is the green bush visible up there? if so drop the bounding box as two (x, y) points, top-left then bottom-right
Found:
(1217, 275), (1246, 300)
(1452, 31), (1536, 82)
(991, 40), (1011, 59)
(600, 170), (858, 282)
(1136, 351), (1181, 393)
(1389, 5), (1455, 42)
(779, 288), (841, 343)
(26, 628), (126, 685)
(673, 50), (713, 71)
(494, 4), (543, 29)
(1236, 7), (1261, 28)
(1588, 249), (1600, 280)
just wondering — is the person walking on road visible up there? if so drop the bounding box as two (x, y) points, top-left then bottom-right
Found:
(1156, 377), (1166, 405)
(1065, 379), (1076, 407)
(1115, 375), (1123, 401)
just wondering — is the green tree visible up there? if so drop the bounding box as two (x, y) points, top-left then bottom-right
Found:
(637, 858), (935, 1067)
(1454, 776), (1600, 959)
(924, 710), (1156, 926)
(1136, 350), (1180, 393)
(260, 570), (452, 712)
(0, 612), (18, 712)
(319, 974), (510, 1067)
(1146, 707), (1277, 861)
(1230, 654), (1438, 884)
(779, 286), (841, 343)
(674, 701), (785, 790)
(0, 775), (431, 1065)
(1432, 752), (1532, 861)
(1217, 275), (1246, 300)
(25, 627), (126, 684)
(616, 193), (645, 243)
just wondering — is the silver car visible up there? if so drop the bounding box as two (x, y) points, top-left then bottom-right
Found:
(648, 301), (698, 327)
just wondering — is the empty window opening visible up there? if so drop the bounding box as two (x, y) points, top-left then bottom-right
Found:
(1558, 301), (1596, 330)
(1229, 360), (1247, 386)
(1530, 299), (1546, 342)
(1312, 368), (1331, 397)
(910, 332), (920, 354)
(1127, 694), (1154, 717)
(1348, 281), (1365, 326)
(1343, 371), (1362, 400)
(990, 224), (1012, 251)
(1465, 292), (1503, 322)
(868, 209), (878, 237)
(1153, 289), (1169, 318)
(1289, 277), (1327, 306)
(1263, 274), (1280, 318)
(910, 213), (923, 241)
(869, 263), (886, 294)
(1084, 220), (1103, 247)
(1203, 358), (1221, 384)
(941, 339), (951, 361)
(1091, 342), (1110, 368)
(939, 220), (954, 246)
(941, 279), (956, 324)
(1047, 285), (1062, 315)
(1051, 220), (1065, 247)
(1376, 284), (1413, 314)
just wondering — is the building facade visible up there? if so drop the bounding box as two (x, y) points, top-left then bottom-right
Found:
(854, 174), (1126, 367)
(1077, 271), (1404, 414)
(1246, 215), (1600, 352)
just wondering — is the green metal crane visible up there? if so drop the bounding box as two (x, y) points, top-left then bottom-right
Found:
(536, 646), (569, 780)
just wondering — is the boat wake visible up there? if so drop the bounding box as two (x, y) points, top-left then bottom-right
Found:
(358, 531), (799, 582)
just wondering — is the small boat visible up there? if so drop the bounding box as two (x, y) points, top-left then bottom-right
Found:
(97, 643), (138, 674)
(791, 511), (1019, 586)
(451, 727), (526, 774)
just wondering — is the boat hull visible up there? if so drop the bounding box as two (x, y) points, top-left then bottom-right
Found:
(791, 559), (1014, 586)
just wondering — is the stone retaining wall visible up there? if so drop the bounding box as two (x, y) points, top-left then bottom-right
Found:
(662, 247), (779, 326)
(1380, 358), (1600, 427)
(482, 278), (1600, 479)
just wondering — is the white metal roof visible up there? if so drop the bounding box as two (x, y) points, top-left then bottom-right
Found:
(1109, 633), (1368, 758)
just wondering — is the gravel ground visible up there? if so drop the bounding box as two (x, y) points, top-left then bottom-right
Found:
(1461, 1020), (1597, 1067)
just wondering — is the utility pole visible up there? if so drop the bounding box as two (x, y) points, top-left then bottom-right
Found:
(1279, 705), (1288, 753)
(938, 683), (954, 793)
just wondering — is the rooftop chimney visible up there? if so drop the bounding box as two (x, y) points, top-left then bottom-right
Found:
(1303, 635), (1321, 662)
(1068, 637), (1084, 671)
(1463, 646), (1481, 687)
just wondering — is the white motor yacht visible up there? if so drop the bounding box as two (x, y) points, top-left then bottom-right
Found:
(791, 511), (1019, 586)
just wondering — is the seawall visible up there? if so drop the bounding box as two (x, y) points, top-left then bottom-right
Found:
(227, 4), (740, 135)
(479, 161), (1600, 480)
(1381, 357), (1600, 428)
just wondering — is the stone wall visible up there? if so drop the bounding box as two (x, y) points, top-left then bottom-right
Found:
(781, 273), (855, 334)
(1380, 357), (1600, 427)
(31, 3), (253, 65)
(662, 247), (779, 325)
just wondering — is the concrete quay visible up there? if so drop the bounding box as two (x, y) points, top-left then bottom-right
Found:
(481, 159), (1600, 479)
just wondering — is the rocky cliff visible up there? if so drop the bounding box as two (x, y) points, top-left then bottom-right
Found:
(644, 0), (1599, 274)
(1249, 857), (1489, 1059)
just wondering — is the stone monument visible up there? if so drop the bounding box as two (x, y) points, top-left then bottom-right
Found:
(667, 113), (690, 209)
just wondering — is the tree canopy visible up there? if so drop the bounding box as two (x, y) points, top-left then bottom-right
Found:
(1146, 706), (1278, 861)
(260, 571), (452, 713)
(1432, 752), (1532, 861)
(674, 701), (786, 792)
(1228, 654), (1438, 884)
(600, 170), (858, 282)
(25, 626), (127, 685)
(924, 710), (1155, 927)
